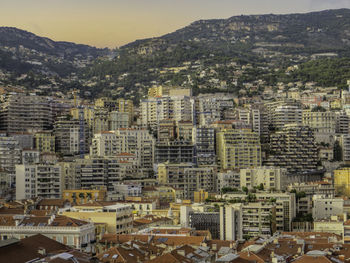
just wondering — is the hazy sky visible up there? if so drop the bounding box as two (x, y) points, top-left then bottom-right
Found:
(1, 0), (350, 48)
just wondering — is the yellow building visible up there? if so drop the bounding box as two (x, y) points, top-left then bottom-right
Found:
(331, 99), (342, 109)
(117, 99), (134, 124)
(151, 200), (192, 225)
(194, 190), (209, 203)
(148, 86), (165, 98)
(35, 131), (55, 153)
(313, 217), (344, 236)
(143, 186), (184, 202)
(63, 188), (107, 205)
(94, 97), (118, 110)
(61, 202), (133, 234)
(70, 107), (95, 129)
(334, 167), (350, 196)
(216, 129), (261, 170)
(302, 109), (336, 133)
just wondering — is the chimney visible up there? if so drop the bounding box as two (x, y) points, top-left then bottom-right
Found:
(37, 247), (46, 256)
(48, 214), (55, 225)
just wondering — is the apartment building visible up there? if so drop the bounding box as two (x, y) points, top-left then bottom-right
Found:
(34, 131), (55, 153)
(95, 97), (118, 111)
(216, 129), (261, 170)
(0, 215), (95, 252)
(16, 164), (62, 200)
(217, 170), (240, 191)
(64, 156), (134, 191)
(108, 111), (129, 129)
(219, 192), (295, 232)
(157, 119), (177, 142)
(312, 196), (344, 220)
(196, 94), (235, 126)
(192, 127), (216, 165)
(90, 131), (118, 157)
(0, 136), (21, 183)
(189, 212), (220, 239)
(61, 202), (133, 234)
(240, 166), (288, 191)
(220, 203), (276, 240)
(143, 186), (184, 203)
(340, 134), (350, 161)
(141, 95), (193, 129)
(115, 128), (155, 175)
(11, 132), (34, 150)
(336, 111), (350, 134)
(92, 108), (109, 134)
(157, 163), (217, 199)
(302, 109), (336, 134)
(117, 98), (134, 124)
(334, 167), (350, 196)
(265, 124), (318, 174)
(177, 121), (194, 141)
(54, 116), (90, 156)
(273, 105), (303, 130)
(112, 182), (142, 199)
(155, 141), (195, 164)
(0, 94), (54, 133)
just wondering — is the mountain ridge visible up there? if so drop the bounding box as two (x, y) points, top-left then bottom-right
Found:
(2, 9), (350, 99)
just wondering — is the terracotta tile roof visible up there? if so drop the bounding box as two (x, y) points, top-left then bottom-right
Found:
(75, 201), (116, 207)
(29, 210), (52, 216)
(293, 255), (332, 263)
(51, 215), (90, 227)
(37, 199), (67, 207)
(145, 252), (192, 263)
(17, 215), (89, 227)
(0, 234), (68, 263)
(238, 251), (265, 263)
(256, 240), (303, 261)
(206, 240), (236, 252)
(100, 234), (205, 247)
(0, 215), (16, 226)
(237, 240), (256, 252)
(97, 245), (145, 263)
(0, 208), (25, 215)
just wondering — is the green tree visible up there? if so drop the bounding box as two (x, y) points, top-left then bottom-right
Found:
(242, 186), (249, 194)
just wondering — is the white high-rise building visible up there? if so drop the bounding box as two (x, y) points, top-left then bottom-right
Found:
(0, 136), (22, 185)
(141, 95), (193, 129)
(16, 164), (62, 200)
(240, 167), (288, 191)
(196, 95), (235, 126)
(114, 129), (155, 174)
(90, 129), (155, 175)
(90, 132), (118, 157)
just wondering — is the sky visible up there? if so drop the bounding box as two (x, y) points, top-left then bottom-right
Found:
(1, 0), (350, 48)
